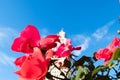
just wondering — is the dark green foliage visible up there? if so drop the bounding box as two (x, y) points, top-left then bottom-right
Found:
(46, 52), (120, 80)
(64, 59), (71, 68)
(46, 72), (54, 80)
(112, 48), (120, 60)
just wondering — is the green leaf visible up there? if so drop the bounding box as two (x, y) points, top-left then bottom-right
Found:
(75, 66), (83, 80)
(46, 72), (53, 80)
(92, 66), (107, 76)
(112, 48), (120, 60)
(85, 63), (95, 72)
(73, 57), (85, 67)
(63, 59), (71, 68)
(107, 60), (118, 68)
(73, 56), (91, 67)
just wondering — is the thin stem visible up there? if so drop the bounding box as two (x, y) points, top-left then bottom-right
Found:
(107, 69), (110, 75)
(112, 67), (117, 74)
(109, 75), (117, 80)
(51, 75), (65, 80)
(66, 65), (74, 76)
(53, 62), (68, 79)
(66, 57), (77, 76)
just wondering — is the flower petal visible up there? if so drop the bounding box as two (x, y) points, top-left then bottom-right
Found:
(107, 36), (120, 50)
(15, 47), (48, 79)
(40, 35), (59, 49)
(45, 49), (54, 60)
(20, 25), (40, 45)
(14, 56), (27, 67)
(11, 37), (33, 53)
(11, 25), (40, 53)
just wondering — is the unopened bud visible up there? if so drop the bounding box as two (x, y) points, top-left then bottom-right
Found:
(117, 30), (120, 34)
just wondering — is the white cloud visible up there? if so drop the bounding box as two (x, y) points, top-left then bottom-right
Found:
(71, 19), (116, 57)
(0, 27), (18, 47)
(0, 27), (18, 36)
(92, 20), (115, 41)
(0, 52), (15, 67)
(0, 26), (18, 68)
(72, 35), (90, 56)
(39, 28), (49, 37)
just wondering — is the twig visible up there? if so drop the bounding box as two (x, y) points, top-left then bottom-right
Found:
(53, 62), (68, 79)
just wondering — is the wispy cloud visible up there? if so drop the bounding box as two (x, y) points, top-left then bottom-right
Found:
(0, 27), (18, 47)
(72, 35), (90, 56)
(92, 20), (115, 41)
(0, 52), (15, 67)
(71, 19), (116, 57)
(0, 26), (18, 68)
(39, 28), (49, 37)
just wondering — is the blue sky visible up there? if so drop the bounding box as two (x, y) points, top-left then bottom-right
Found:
(0, 0), (120, 80)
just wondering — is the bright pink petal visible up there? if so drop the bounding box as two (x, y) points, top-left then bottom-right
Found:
(107, 36), (119, 50)
(45, 49), (54, 60)
(11, 25), (41, 53)
(32, 47), (45, 61)
(56, 44), (65, 57)
(95, 48), (113, 65)
(15, 47), (48, 79)
(95, 37), (120, 65)
(40, 38), (55, 48)
(55, 39), (81, 58)
(14, 56), (27, 67)
(40, 35), (59, 49)
(60, 50), (71, 57)
(46, 35), (59, 41)
(55, 44), (71, 57)
(16, 59), (46, 79)
(20, 25), (40, 45)
(11, 37), (34, 53)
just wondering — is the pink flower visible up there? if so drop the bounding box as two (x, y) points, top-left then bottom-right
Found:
(15, 47), (53, 80)
(39, 35), (60, 50)
(95, 48), (114, 65)
(11, 25), (40, 53)
(11, 25), (59, 53)
(55, 39), (81, 58)
(95, 37), (120, 65)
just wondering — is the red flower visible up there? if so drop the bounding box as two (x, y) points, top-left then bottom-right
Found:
(95, 48), (114, 65)
(11, 25), (40, 53)
(55, 39), (81, 58)
(107, 36), (120, 51)
(95, 37), (120, 65)
(39, 35), (60, 50)
(14, 47), (51, 80)
(11, 25), (59, 53)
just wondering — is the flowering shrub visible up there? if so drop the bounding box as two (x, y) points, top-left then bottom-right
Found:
(11, 25), (120, 80)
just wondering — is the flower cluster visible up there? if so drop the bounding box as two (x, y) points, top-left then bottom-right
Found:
(95, 36), (120, 65)
(11, 25), (120, 80)
(11, 25), (81, 80)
